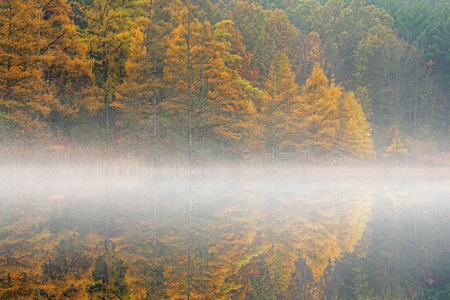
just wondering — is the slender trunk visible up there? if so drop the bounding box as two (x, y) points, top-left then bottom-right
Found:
(393, 82), (400, 127)
(2, 3), (13, 131)
(105, 201), (110, 247)
(152, 86), (157, 163)
(37, 0), (41, 69)
(103, 46), (110, 145)
(105, 92), (110, 144)
(200, 3), (206, 166)
(336, 193), (343, 256)
(149, 0), (158, 165)
(187, 8), (193, 168)
(6, 245), (11, 266)
(6, 2), (13, 98)
(100, 9), (110, 144)
(337, 93), (342, 154)
(413, 90), (418, 138)
(187, 7), (193, 293)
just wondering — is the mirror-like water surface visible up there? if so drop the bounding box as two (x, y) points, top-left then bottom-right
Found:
(0, 167), (449, 299)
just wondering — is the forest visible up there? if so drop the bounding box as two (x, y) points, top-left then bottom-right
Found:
(0, 0), (449, 164)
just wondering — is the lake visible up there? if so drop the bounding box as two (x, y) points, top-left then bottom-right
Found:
(0, 166), (449, 299)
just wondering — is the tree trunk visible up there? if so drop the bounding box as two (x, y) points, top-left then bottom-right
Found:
(103, 30), (110, 145)
(187, 7), (193, 168)
(37, 0), (41, 64)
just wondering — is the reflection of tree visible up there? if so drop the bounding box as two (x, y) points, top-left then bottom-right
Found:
(321, 185), (450, 300)
(216, 181), (373, 299)
(283, 185), (373, 283)
(0, 196), (103, 298)
(2, 176), (447, 299)
(364, 189), (450, 299)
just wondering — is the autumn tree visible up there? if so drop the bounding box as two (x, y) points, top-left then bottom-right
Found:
(337, 91), (373, 159)
(164, 5), (258, 163)
(295, 64), (373, 159)
(77, 0), (132, 144)
(213, 19), (255, 84)
(296, 31), (326, 85)
(295, 64), (340, 157)
(352, 24), (430, 151)
(0, 0), (91, 143)
(118, 0), (180, 161)
(259, 54), (301, 166)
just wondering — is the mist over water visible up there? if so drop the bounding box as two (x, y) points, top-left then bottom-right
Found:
(0, 164), (449, 299)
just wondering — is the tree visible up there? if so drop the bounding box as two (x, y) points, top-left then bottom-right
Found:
(0, 0), (92, 143)
(295, 64), (339, 157)
(164, 6), (257, 163)
(37, 0), (94, 137)
(285, 0), (320, 34)
(337, 91), (374, 158)
(230, 0), (271, 83)
(164, 5), (216, 164)
(213, 20), (255, 84)
(353, 25), (429, 150)
(259, 54), (301, 166)
(78, 0), (131, 144)
(118, 0), (180, 161)
(310, 0), (394, 85)
(296, 31), (326, 85)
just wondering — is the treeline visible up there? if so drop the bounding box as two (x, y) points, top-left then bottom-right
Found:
(0, 0), (448, 163)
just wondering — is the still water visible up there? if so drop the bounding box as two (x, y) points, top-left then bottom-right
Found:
(0, 167), (449, 299)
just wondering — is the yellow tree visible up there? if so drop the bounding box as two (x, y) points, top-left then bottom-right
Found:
(337, 91), (374, 158)
(213, 19), (257, 86)
(0, 0), (55, 142)
(36, 0), (94, 137)
(297, 31), (326, 85)
(117, 28), (148, 149)
(295, 64), (340, 157)
(0, 0), (92, 143)
(79, 0), (131, 144)
(259, 53), (301, 165)
(211, 20), (259, 159)
(164, 6), (257, 163)
(296, 64), (374, 159)
(118, 0), (181, 161)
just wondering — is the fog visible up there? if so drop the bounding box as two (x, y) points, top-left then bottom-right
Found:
(0, 164), (449, 299)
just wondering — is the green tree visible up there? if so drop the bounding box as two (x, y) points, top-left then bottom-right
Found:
(310, 0), (394, 84)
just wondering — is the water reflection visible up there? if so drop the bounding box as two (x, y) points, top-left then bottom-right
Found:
(0, 171), (448, 299)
